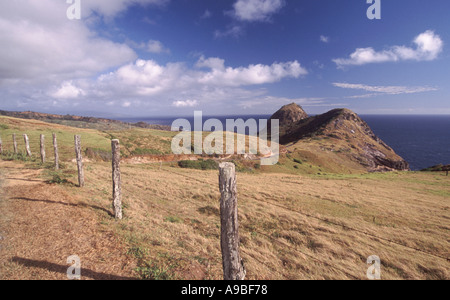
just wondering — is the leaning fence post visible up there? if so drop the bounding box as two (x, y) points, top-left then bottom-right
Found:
(219, 162), (246, 280)
(40, 134), (46, 164)
(12, 134), (17, 154)
(74, 135), (84, 187)
(23, 134), (31, 157)
(111, 139), (122, 220)
(53, 133), (59, 170)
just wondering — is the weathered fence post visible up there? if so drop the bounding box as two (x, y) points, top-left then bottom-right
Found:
(74, 135), (84, 187)
(23, 134), (32, 156)
(111, 139), (122, 219)
(40, 134), (46, 164)
(53, 133), (59, 170)
(219, 162), (246, 280)
(0, 136), (3, 155)
(12, 134), (17, 154)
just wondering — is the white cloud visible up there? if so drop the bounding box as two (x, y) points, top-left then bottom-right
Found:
(214, 25), (245, 39)
(333, 30), (443, 68)
(122, 101), (132, 108)
(0, 0), (138, 84)
(80, 0), (169, 19)
(320, 35), (329, 43)
(96, 57), (306, 96)
(172, 100), (199, 108)
(0, 0), (310, 115)
(333, 82), (438, 95)
(196, 56), (307, 87)
(146, 40), (170, 54)
(232, 0), (285, 22)
(51, 57), (308, 113)
(50, 81), (85, 99)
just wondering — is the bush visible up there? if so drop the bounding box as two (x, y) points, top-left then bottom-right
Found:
(293, 158), (303, 164)
(178, 159), (218, 170)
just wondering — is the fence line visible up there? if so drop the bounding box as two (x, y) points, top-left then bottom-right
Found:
(40, 134), (45, 164)
(218, 162), (246, 280)
(111, 139), (123, 220)
(0, 132), (448, 280)
(74, 135), (84, 187)
(158, 166), (450, 263)
(53, 133), (59, 170)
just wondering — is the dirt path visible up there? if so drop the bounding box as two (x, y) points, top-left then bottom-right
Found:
(0, 160), (137, 280)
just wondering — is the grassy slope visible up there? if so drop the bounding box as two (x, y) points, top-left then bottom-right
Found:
(0, 116), (449, 280)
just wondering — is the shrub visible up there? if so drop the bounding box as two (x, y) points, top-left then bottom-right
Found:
(178, 159), (218, 170)
(293, 158), (303, 164)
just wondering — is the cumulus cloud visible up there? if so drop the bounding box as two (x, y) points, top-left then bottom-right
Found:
(196, 56), (307, 86)
(333, 31), (443, 68)
(0, 0), (138, 84)
(0, 0), (309, 115)
(50, 81), (86, 99)
(55, 57), (308, 113)
(232, 0), (285, 22)
(96, 57), (306, 95)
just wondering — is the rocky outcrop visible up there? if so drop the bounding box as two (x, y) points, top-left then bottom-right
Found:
(267, 103), (308, 137)
(272, 106), (410, 172)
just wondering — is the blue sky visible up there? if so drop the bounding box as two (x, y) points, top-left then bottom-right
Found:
(0, 0), (449, 117)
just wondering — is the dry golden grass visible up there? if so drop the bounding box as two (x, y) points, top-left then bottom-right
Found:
(1, 116), (449, 280)
(68, 160), (449, 280)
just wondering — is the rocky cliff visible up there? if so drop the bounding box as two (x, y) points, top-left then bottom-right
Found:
(271, 105), (410, 172)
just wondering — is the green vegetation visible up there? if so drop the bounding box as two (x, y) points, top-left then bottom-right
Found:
(178, 159), (218, 170)
(131, 148), (164, 156)
(164, 216), (183, 224)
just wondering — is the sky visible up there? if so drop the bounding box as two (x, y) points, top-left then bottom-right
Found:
(0, 0), (449, 118)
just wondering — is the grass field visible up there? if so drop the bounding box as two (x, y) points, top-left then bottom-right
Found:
(0, 116), (449, 280)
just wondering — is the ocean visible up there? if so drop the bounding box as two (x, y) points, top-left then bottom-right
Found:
(118, 115), (450, 171)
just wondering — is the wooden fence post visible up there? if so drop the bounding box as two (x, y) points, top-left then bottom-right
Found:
(23, 134), (32, 157)
(0, 136), (2, 155)
(74, 135), (84, 187)
(53, 133), (59, 170)
(111, 139), (122, 220)
(40, 134), (46, 164)
(12, 134), (17, 154)
(219, 162), (246, 280)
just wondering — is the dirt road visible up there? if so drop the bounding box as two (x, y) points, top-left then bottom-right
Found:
(0, 160), (137, 280)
